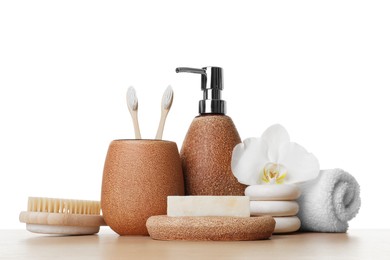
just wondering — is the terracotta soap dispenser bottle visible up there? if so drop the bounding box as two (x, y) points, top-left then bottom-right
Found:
(176, 66), (246, 195)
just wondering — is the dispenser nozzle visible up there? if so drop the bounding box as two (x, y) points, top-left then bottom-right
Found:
(176, 66), (226, 115)
(176, 67), (206, 74)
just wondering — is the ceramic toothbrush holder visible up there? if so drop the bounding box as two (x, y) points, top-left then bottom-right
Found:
(101, 140), (184, 236)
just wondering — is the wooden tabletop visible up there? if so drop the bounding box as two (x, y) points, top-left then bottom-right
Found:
(1, 228), (389, 259)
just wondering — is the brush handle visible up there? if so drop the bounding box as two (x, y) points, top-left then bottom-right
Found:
(155, 109), (168, 140)
(131, 111), (142, 139)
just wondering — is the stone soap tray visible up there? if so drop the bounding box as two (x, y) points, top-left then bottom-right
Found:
(146, 215), (275, 241)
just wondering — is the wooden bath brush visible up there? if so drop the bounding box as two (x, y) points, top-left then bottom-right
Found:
(19, 197), (105, 235)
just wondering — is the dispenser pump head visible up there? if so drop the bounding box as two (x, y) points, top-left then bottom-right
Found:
(176, 66), (226, 115)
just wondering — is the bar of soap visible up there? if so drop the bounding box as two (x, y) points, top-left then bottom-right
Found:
(245, 184), (301, 201)
(167, 196), (250, 217)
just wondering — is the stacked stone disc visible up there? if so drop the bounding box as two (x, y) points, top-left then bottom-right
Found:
(245, 184), (301, 233)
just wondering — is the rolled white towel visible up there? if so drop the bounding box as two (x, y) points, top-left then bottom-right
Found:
(297, 169), (361, 232)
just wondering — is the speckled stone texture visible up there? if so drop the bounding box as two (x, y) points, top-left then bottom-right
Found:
(146, 215), (275, 241)
(181, 115), (247, 195)
(101, 140), (185, 236)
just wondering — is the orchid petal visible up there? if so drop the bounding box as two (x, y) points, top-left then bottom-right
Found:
(261, 124), (290, 163)
(278, 142), (320, 183)
(231, 137), (269, 185)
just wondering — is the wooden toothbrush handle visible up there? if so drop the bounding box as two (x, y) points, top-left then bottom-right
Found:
(131, 111), (142, 139)
(155, 110), (167, 140)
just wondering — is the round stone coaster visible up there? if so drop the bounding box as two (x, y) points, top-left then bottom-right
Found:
(250, 201), (299, 217)
(245, 184), (301, 201)
(274, 216), (301, 233)
(146, 215), (275, 241)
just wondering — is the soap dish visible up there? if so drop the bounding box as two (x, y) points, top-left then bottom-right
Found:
(146, 215), (275, 241)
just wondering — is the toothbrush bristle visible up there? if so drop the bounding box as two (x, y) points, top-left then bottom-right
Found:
(127, 86), (138, 111)
(162, 85), (174, 110)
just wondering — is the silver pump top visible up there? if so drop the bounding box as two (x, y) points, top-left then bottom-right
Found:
(176, 66), (226, 115)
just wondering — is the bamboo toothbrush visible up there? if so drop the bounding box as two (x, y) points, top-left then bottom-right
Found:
(19, 197), (105, 235)
(126, 86), (142, 139)
(155, 85), (174, 139)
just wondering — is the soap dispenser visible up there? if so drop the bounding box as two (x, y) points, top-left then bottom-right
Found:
(176, 66), (246, 195)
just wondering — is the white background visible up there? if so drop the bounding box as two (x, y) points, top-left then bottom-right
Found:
(1, 0), (389, 229)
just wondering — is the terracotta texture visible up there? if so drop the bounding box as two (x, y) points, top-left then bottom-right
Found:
(181, 115), (247, 195)
(146, 215), (275, 241)
(101, 140), (184, 236)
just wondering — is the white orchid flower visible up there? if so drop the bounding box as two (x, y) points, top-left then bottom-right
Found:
(231, 124), (320, 185)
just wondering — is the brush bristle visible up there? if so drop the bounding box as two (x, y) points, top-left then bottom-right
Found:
(27, 197), (101, 215)
(162, 85), (174, 110)
(126, 86), (138, 111)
